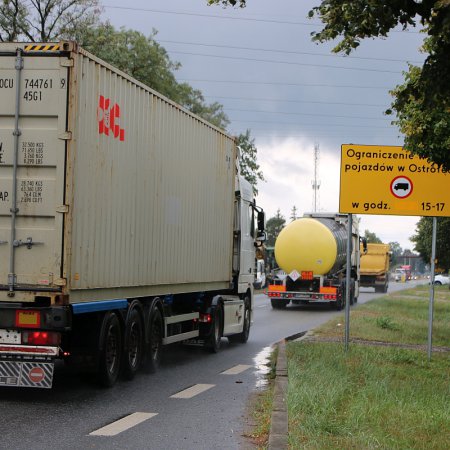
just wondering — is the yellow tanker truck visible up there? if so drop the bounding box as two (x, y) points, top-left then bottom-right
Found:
(267, 213), (361, 310)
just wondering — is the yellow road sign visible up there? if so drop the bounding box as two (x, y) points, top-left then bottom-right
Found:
(339, 144), (450, 217)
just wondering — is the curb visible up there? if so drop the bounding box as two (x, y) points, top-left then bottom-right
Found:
(268, 340), (288, 449)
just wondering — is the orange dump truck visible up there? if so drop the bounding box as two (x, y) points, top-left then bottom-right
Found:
(360, 243), (391, 293)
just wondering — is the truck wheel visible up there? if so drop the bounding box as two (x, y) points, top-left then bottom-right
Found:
(98, 312), (122, 387)
(207, 305), (223, 353)
(335, 288), (344, 311)
(271, 299), (288, 309)
(229, 298), (251, 344)
(122, 307), (145, 380)
(143, 305), (163, 373)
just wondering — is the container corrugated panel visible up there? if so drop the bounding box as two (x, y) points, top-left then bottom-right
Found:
(66, 47), (236, 300)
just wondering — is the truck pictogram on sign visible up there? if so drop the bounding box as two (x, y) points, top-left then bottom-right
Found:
(390, 176), (413, 199)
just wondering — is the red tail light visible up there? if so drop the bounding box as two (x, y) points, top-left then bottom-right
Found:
(22, 331), (61, 346)
(199, 313), (212, 323)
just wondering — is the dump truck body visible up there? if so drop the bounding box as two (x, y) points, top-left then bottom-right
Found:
(360, 243), (391, 292)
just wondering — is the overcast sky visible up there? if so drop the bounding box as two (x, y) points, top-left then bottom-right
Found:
(101, 0), (427, 250)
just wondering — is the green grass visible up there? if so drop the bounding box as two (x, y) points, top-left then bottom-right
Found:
(314, 285), (450, 347)
(286, 343), (450, 449)
(248, 286), (450, 449)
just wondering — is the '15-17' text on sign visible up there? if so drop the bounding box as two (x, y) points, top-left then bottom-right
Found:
(339, 144), (450, 217)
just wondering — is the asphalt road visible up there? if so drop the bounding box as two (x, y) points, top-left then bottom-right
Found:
(0, 280), (425, 450)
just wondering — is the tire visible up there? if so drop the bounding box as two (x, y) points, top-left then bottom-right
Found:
(229, 298), (251, 344)
(335, 286), (344, 311)
(98, 312), (122, 387)
(122, 307), (145, 380)
(434, 281), (442, 285)
(143, 305), (163, 373)
(271, 299), (288, 309)
(207, 305), (223, 353)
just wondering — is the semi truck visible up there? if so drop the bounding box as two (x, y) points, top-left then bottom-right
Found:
(359, 243), (391, 293)
(0, 42), (265, 389)
(267, 213), (360, 310)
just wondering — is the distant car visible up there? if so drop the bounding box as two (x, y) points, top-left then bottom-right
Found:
(433, 274), (449, 285)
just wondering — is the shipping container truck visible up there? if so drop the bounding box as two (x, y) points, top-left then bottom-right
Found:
(359, 243), (391, 293)
(0, 42), (265, 388)
(267, 213), (360, 309)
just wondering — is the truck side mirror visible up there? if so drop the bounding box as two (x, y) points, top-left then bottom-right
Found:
(257, 211), (265, 233)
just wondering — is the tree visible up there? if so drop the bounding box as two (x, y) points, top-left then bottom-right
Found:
(308, 1), (450, 170)
(364, 230), (382, 244)
(236, 129), (264, 195)
(209, 1), (450, 169)
(265, 209), (285, 247)
(388, 241), (403, 266)
(0, 0), (100, 42)
(410, 217), (450, 272)
(290, 206), (298, 222)
(207, 0), (246, 6)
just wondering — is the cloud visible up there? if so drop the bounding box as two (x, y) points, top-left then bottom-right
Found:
(256, 137), (417, 250)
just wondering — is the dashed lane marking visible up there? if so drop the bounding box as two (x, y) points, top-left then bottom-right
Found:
(170, 383), (215, 399)
(89, 412), (158, 436)
(221, 364), (252, 375)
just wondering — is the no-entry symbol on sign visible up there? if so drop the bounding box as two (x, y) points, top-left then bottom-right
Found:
(390, 176), (413, 199)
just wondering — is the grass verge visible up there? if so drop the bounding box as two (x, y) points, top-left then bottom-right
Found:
(287, 343), (449, 449)
(251, 285), (450, 449)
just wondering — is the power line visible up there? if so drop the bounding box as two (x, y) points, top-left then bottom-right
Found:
(159, 39), (422, 64)
(226, 108), (390, 121)
(169, 50), (403, 74)
(229, 119), (395, 129)
(103, 4), (421, 33)
(178, 78), (394, 90)
(204, 95), (387, 108)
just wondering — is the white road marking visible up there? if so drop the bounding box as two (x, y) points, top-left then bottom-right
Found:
(89, 412), (157, 436)
(221, 364), (252, 375)
(170, 383), (215, 399)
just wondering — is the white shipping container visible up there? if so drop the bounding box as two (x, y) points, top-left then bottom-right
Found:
(0, 42), (236, 304)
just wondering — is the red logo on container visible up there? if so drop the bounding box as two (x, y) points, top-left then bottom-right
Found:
(98, 95), (125, 141)
(28, 367), (45, 383)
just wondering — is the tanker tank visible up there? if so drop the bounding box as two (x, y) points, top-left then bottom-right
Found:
(274, 216), (348, 277)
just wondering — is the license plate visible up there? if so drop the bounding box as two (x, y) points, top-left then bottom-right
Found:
(0, 329), (21, 344)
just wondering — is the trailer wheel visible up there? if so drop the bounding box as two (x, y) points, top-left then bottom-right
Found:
(229, 297), (251, 344)
(207, 305), (223, 353)
(335, 286), (344, 311)
(143, 305), (163, 373)
(98, 312), (122, 387)
(122, 307), (145, 380)
(271, 299), (288, 309)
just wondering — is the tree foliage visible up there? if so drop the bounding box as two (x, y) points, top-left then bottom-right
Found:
(411, 217), (450, 272)
(290, 205), (298, 221)
(207, 0), (246, 7)
(308, 0), (450, 170)
(209, 1), (450, 169)
(237, 129), (264, 195)
(0, 0), (100, 42)
(265, 209), (285, 247)
(364, 230), (382, 244)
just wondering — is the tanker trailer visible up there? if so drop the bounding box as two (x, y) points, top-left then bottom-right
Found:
(267, 213), (360, 310)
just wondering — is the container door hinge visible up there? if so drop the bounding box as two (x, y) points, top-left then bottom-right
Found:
(56, 205), (69, 213)
(58, 131), (72, 140)
(54, 278), (67, 287)
(60, 59), (74, 67)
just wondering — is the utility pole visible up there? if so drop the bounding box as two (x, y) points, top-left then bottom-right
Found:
(311, 143), (321, 212)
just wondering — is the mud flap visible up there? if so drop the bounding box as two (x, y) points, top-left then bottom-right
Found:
(0, 360), (54, 388)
